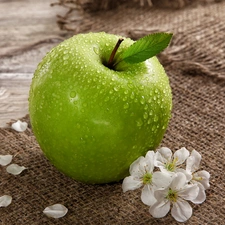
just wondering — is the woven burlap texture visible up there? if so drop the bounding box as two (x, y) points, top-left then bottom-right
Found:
(1, 1), (225, 224)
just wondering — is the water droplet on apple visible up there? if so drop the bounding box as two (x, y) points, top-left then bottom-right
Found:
(122, 96), (127, 101)
(63, 61), (68, 65)
(114, 87), (119, 92)
(128, 83), (133, 89)
(144, 104), (148, 110)
(63, 54), (69, 60)
(93, 46), (99, 55)
(136, 119), (143, 127)
(140, 96), (145, 105)
(123, 103), (129, 109)
(143, 112), (148, 119)
(70, 91), (77, 98)
(130, 92), (135, 99)
(104, 96), (110, 102)
(154, 115), (158, 122)
(152, 125), (156, 133)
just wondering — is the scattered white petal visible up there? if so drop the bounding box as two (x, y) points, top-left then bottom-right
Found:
(11, 120), (28, 132)
(0, 155), (13, 166)
(6, 163), (27, 175)
(0, 195), (12, 207)
(43, 204), (68, 218)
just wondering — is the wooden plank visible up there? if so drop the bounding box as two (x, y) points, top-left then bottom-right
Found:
(0, 0), (67, 57)
(0, 74), (32, 127)
(0, 0), (70, 127)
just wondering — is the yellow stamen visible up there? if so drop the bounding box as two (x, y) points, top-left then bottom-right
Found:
(166, 188), (178, 203)
(142, 173), (152, 185)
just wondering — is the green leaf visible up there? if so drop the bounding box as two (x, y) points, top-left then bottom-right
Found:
(119, 33), (173, 65)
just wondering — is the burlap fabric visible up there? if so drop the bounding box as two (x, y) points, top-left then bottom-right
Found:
(1, 1), (225, 224)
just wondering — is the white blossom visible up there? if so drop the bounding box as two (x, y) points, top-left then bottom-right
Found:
(0, 155), (13, 166)
(6, 163), (27, 175)
(150, 172), (199, 222)
(0, 195), (12, 207)
(186, 150), (210, 204)
(11, 120), (28, 132)
(43, 204), (68, 218)
(154, 147), (192, 180)
(122, 151), (172, 206)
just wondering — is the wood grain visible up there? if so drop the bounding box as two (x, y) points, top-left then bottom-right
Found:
(0, 0), (68, 127)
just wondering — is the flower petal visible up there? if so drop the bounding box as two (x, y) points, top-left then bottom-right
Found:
(174, 147), (190, 166)
(43, 204), (68, 218)
(186, 149), (201, 173)
(194, 170), (210, 190)
(149, 198), (170, 218)
(11, 120), (28, 132)
(141, 184), (156, 206)
(152, 171), (173, 189)
(191, 183), (206, 204)
(6, 164), (27, 175)
(144, 150), (155, 173)
(122, 176), (143, 192)
(154, 147), (172, 168)
(0, 155), (13, 166)
(129, 156), (145, 177)
(178, 183), (199, 202)
(176, 168), (192, 182)
(171, 199), (192, 222)
(170, 172), (187, 190)
(0, 195), (12, 207)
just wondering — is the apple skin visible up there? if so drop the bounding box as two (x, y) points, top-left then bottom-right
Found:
(29, 32), (172, 184)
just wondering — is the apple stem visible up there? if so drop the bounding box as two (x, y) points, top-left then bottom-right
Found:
(107, 38), (124, 69)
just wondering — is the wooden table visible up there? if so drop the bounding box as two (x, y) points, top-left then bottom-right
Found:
(0, 0), (68, 127)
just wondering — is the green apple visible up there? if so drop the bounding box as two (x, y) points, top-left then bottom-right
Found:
(29, 32), (172, 184)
